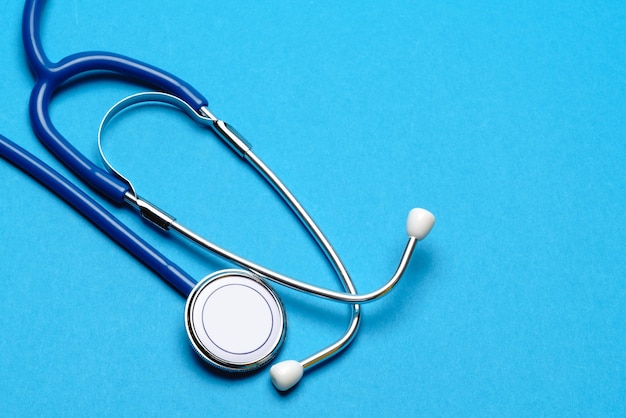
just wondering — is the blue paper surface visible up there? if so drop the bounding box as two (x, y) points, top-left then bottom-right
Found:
(0, 0), (624, 416)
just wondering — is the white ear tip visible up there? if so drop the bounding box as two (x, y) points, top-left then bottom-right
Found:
(406, 208), (435, 240)
(270, 360), (304, 391)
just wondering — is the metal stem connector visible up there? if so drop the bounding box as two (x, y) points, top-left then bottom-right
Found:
(125, 193), (175, 231)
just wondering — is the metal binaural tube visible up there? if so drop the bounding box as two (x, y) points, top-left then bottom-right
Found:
(100, 92), (423, 378)
(167, 216), (418, 304)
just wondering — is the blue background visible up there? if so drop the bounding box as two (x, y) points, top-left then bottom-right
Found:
(1, 0), (624, 416)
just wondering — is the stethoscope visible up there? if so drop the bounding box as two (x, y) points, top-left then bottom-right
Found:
(2, 0), (436, 391)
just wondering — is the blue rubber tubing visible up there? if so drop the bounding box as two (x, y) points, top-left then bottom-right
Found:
(0, 134), (196, 296)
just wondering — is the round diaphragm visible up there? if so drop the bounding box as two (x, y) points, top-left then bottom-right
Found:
(185, 269), (286, 372)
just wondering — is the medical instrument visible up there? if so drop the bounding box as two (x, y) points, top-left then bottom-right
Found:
(21, 0), (435, 391)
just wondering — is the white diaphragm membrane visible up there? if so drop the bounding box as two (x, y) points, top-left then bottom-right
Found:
(185, 269), (286, 372)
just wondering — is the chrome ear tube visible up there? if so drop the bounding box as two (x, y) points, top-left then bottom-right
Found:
(96, 92), (435, 391)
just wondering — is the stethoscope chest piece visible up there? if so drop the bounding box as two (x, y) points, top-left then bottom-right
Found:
(185, 269), (286, 372)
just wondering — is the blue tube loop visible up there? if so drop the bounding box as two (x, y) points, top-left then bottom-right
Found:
(23, 0), (209, 204)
